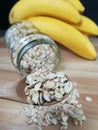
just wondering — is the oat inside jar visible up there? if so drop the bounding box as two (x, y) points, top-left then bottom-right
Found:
(5, 22), (60, 76)
(17, 34), (60, 74)
(5, 21), (38, 49)
(13, 34), (60, 76)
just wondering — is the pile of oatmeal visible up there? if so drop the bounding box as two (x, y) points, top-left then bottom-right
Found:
(21, 71), (86, 130)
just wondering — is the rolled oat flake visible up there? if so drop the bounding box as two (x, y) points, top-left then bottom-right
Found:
(5, 21), (60, 76)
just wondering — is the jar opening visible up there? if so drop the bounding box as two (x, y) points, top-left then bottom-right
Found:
(17, 38), (60, 75)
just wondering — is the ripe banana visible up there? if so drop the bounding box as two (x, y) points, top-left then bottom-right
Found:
(27, 16), (97, 60)
(9, 0), (81, 24)
(73, 15), (98, 36)
(67, 0), (85, 12)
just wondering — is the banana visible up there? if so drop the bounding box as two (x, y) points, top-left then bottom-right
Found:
(27, 16), (97, 60)
(73, 15), (98, 36)
(9, 0), (81, 24)
(67, 0), (85, 12)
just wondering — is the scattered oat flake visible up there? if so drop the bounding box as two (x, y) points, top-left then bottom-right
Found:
(85, 96), (92, 102)
(72, 82), (78, 87)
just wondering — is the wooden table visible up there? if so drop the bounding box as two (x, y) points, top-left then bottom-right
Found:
(0, 37), (98, 130)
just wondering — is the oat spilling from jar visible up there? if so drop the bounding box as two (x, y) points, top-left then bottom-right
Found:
(21, 71), (86, 130)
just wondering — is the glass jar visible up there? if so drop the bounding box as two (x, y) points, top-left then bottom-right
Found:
(5, 21), (38, 49)
(5, 21), (60, 76)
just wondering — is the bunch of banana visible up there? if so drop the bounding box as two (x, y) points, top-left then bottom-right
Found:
(9, 0), (98, 60)
(9, 0), (81, 24)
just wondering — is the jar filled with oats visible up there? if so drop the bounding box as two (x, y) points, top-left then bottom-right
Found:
(5, 21), (60, 76)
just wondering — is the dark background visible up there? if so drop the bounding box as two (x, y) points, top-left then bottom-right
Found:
(0, 0), (98, 30)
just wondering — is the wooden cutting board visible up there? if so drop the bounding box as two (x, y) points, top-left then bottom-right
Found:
(0, 37), (98, 130)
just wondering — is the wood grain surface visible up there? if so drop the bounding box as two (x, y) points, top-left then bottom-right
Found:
(0, 37), (98, 130)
